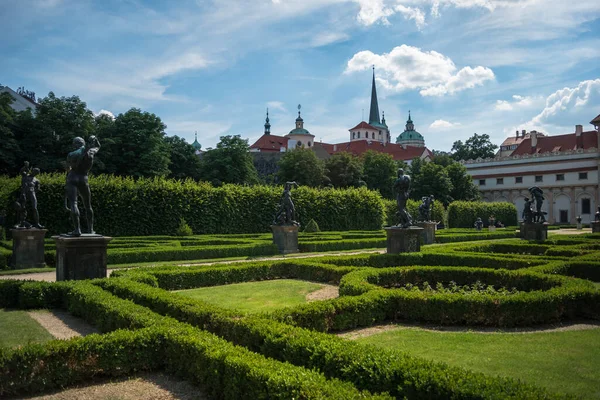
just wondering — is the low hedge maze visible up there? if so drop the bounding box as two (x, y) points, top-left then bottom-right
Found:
(2, 235), (599, 398)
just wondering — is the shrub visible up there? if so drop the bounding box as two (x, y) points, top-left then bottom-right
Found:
(303, 218), (320, 233)
(175, 218), (193, 236)
(383, 199), (446, 226)
(447, 201), (518, 228)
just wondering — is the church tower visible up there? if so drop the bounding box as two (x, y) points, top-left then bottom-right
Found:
(349, 67), (391, 144)
(395, 111), (425, 147)
(264, 108), (271, 135)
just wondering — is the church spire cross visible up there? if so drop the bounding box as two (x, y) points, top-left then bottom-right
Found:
(264, 108), (271, 135)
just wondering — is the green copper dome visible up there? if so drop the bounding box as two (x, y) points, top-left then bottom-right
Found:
(288, 127), (312, 135)
(191, 132), (202, 150)
(395, 111), (424, 144)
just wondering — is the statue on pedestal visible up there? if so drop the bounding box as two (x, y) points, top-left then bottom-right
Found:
(418, 195), (434, 222)
(528, 186), (546, 223)
(393, 168), (413, 228)
(14, 162), (43, 229)
(273, 181), (299, 226)
(474, 217), (483, 230)
(64, 136), (100, 236)
(522, 197), (534, 224)
(595, 206), (600, 222)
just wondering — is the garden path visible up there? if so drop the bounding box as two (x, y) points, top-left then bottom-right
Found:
(28, 310), (98, 340)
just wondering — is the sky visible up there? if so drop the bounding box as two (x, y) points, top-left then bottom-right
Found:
(1, 0), (599, 152)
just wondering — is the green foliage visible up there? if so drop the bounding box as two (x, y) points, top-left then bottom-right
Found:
(324, 152), (364, 188)
(0, 92), (20, 175)
(446, 162), (480, 201)
(0, 174), (385, 236)
(199, 135), (258, 185)
(411, 162), (453, 204)
(451, 133), (498, 161)
(175, 218), (193, 236)
(303, 218), (320, 233)
(165, 135), (203, 180)
(448, 201), (518, 228)
(361, 150), (396, 199)
(277, 148), (325, 187)
(383, 198), (446, 226)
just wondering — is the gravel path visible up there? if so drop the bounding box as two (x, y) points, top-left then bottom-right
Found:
(18, 372), (206, 400)
(337, 321), (600, 339)
(306, 284), (339, 302)
(28, 310), (98, 340)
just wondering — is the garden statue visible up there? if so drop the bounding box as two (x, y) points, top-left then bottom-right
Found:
(595, 207), (600, 222)
(273, 181), (299, 226)
(528, 186), (546, 223)
(14, 162), (43, 229)
(64, 136), (101, 236)
(522, 197), (534, 224)
(474, 217), (483, 230)
(418, 195), (434, 222)
(393, 168), (413, 228)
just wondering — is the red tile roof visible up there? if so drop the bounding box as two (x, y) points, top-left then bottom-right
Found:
(250, 134), (288, 152)
(511, 130), (598, 155)
(327, 140), (430, 161)
(348, 121), (378, 131)
(591, 113), (600, 125)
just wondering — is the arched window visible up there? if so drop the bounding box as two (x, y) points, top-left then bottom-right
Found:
(307, 141), (311, 147)
(372, 132), (375, 139)
(352, 132), (355, 139)
(358, 132), (361, 138)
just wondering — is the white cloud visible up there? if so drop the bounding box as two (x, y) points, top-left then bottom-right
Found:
(528, 79), (600, 128)
(394, 5), (426, 30)
(494, 94), (542, 111)
(267, 101), (287, 113)
(430, 119), (460, 129)
(311, 32), (350, 47)
(141, 52), (209, 81)
(495, 100), (512, 111)
(96, 109), (115, 119)
(355, 0), (394, 25)
(345, 45), (494, 96)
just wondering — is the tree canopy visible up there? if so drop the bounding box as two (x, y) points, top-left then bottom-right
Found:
(451, 133), (498, 161)
(277, 148), (324, 187)
(324, 152), (364, 188)
(361, 150), (396, 199)
(199, 135), (258, 185)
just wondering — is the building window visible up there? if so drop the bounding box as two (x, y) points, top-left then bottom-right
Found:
(556, 174), (565, 181)
(479, 179), (486, 186)
(372, 132), (375, 139)
(579, 172), (588, 180)
(358, 132), (360, 138)
(535, 175), (543, 182)
(582, 198), (591, 214)
(496, 178), (504, 185)
(307, 141), (311, 147)
(515, 176), (523, 184)
(352, 132), (355, 139)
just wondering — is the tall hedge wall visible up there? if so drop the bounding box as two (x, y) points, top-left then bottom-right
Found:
(0, 174), (385, 236)
(447, 201), (518, 228)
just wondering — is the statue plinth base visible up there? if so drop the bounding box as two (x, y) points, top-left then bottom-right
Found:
(53, 235), (112, 281)
(270, 225), (299, 254)
(577, 223), (582, 230)
(11, 229), (47, 269)
(591, 221), (600, 233)
(416, 222), (437, 245)
(488, 226), (496, 232)
(384, 226), (424, 254)
(520, 222), (548, 241)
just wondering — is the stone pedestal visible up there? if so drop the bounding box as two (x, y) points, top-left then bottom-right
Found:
(53, 235), (113, 281)
(416, 222), (437, 245)
(11, 229), (47, 269)
(488, 226), (496, 232)
(271, 225), (299, 254)
(591, 221), (600, 233)
(577, 223), (582, 230)
(384, 226), (424, 254)
(520, 222), (549, 241)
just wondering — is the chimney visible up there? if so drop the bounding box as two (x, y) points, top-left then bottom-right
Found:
(522, 129), (526, 137)
(530, 130), (538, 152)
(576, 124), (584, 149)
(516, 130), (519, 138)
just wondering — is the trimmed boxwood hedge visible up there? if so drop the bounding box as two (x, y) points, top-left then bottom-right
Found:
(448, 201), (518, 228)
(0, 174), (385, 236)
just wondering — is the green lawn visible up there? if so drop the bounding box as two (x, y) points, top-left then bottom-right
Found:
(0, 309), (54, 348)
(355, 326), (600, 399)
(174, 279), (326, 313)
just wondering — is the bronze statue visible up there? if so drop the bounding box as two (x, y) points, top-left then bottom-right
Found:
(522, 197), (534, 224)
(595, 206), (600, 222)
(14, 162), (43, 229)
(274, 181), (299, 226)
(64, 136), (100, 236)
(474, 217), (483, 230)
(418, 195), (434, 222)
(528, 186), (546, 223)
(393, 168), (413, 228)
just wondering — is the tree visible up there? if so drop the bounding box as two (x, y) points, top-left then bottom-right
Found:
(111, 108), (171, 178)
(407, 157), (423, 178)
(277, 148), (324, 187)
(431, 151), (454, 167)
(411, 162), (453, 205)
(165, 135), (203, 180)
(361, 150), (396, 198)
(451, 133), (498, 161)
(446, 162), (480, 202)
(200, 135), (258, 185)
(324, 152), (363, 188)
(0, 92), (21, 174)
(92, 113), (117, 174)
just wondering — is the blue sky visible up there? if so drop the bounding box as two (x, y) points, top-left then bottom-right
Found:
(1, 0), (599, 151)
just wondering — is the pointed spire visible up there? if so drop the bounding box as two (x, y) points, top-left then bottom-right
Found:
(191, 130), (202, 150)
(405, 111), (414, 131)
(264, 108), (271, 135)
(295, 104), (304, 129)
(368, 66), (381, 126)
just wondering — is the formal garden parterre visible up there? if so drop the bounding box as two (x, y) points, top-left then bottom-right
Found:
(1, 233), (599, 399)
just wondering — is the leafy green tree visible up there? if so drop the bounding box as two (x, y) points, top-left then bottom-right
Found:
(451, 133), (498, 161)
(111, 108), (171, 177)
(411, 162), (453, 205)
(165, 135), (202, 180)
(324, 152), (363, 188)
(92, 113), (117, 174)
(16, 92), (96, 172)
(200, 135), (258, 185)
(277, 148), (324, 187)
(431, 152), (454, 167)
(446, 162), (480, 202)
(407, 157), (423, 178)
(362, 150), (396, 198)
(0, 92), (21, 174)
